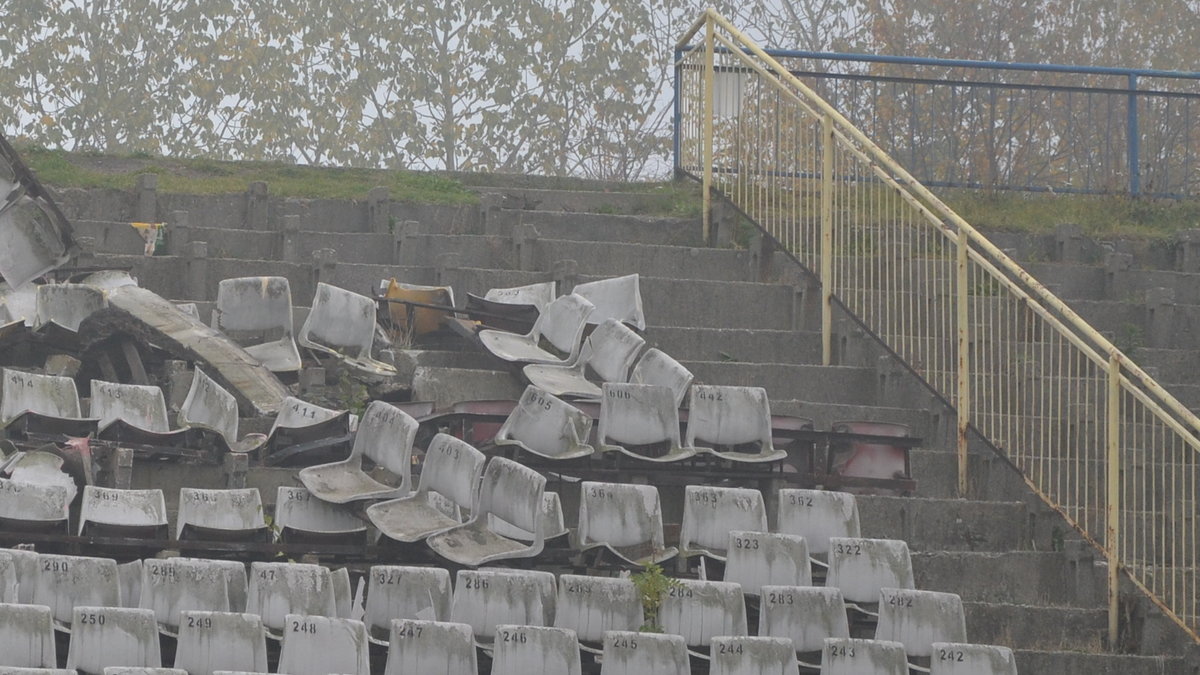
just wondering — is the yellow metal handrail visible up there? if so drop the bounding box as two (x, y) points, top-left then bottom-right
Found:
(676, 9), (1200, 645)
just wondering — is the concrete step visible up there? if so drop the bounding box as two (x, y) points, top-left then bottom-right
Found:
(682, 361), (877, 405)
(914, 551), (1102, 608)
(964, 601), (1107, 652)
(489, 209), (704, 246)
(858, 496), (1029, 553)
(1013, 650), (1190, 675)
(645, 327), (822, 365)
(409, 366), (523, 409)
(769, 400), (934, 436)
(532, 238), (757, 282)
(468, 184), (698, 215)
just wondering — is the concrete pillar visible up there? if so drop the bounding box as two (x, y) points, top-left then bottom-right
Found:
(553, 259), (579, 293)
(368, 186), (390, 234)
(1104, 251), (1132, 300)
(1054, 223), (1086, 262)
(186, 241), (209, 301)
(109, 447), (134, 490)
(168, 210), (189, 256)
(514, 222), (538, 271)
(480, 193), (504, 236)
(223, 452), (248, 488)
(299, 367), (326, 396)
(1145, 287), (1174, 348)
(392, 220), (418, 265)
(135, 173), (158, 223)
(1175, 229), (1200, 273)
(75, 236), (97, 268)
(749, 232), (777, 283)
(311, 248), (337, 288)
(435, 252), (460, 286)
(246, 181), (269, 230)
(280, 215), (301, 263)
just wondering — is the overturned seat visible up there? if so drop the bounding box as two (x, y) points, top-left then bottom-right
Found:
(448, 569), (556, 647)
(276, 615), (370, 675)
(211, 276), (301, 373)
(659, 579), (747, 659)
(576, 481), (676, 567)
(758, 586), (850, 668)
(827, 422), (914, 490)
(78, 487), (168, 539)
(426, 456), (547, 566)
(465, 281), (556, 333)
(90, 381), (189, 448)
(0, 602), (57, 668)
(32, 554), (120, 630)
(491, 385), (594, 461)
(178, 369), (266, 455)
(0, 282), (39, 327)
(826, 538), (914, 608)
(275, 486), (367, 544)
(928, 642), (1018, 675)
(298, 282), (395, 376)
(264, 397), (353, 466)
(477, 293), (594, 366)
(874, 589), (967, 660)
(597, 383), (693, 462)
(137, 558), (232, 636)
(628, 348), (693, 408)
(685, 385), (785, 463)
(382, 279), (456, 341)
(820, 638), (909, 675)
(490, 625), (582, 675)
(0, 368), (97, 437)
(775, 490), (861, 568)
(600, 630), (690, 675)
(246, 562), (336, 639)
(522, 319), (645, 399)
(383, 619), (478, 675)
(709, 636), (798, 675)
(487, 491), (569, 546)
(553, 574), (642, 654)
(176, 488), (268, 542)
(679, 486), (768, 564)
(365, 433), (485, 544)
(298, 401), (416, 504)
(66, 606), (162, 674)
(34, 283), (106, 333)
(364, 565), (452, 644)
(723, 531), (811, 595)
(572, 274), (645, 330)
(5, 452), (78, 494)
(0, 478), (72, 533)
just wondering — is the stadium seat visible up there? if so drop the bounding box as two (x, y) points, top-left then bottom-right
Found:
(245, 562), (337, 638)
(90, 381), (189, 446)
(211, 276), (302, 372)
(298, 401), (416, 504)
(34, 283), (105, 332)
(276, 614), (370, 675)
(0, 669), (77, 675)
(0, 478), (72, 533)
(5, 452), (77, 493)
(597, 383), (693, 462)
(875, 589), (967, 659)
(723, 531), (811, 595)
(0, 552), (18, 603)
(553, 574), (642, 653)
(679, 486), (768, 563)
(827, 422), (912, 487)
(264, 397), (353, 465)
(7, 548), (37, 603)
(174, 610), (267, 672)
(599, 630), (690, 675)
(488, 491), (569, 545)
(176, 488), (268, 542)
(0, 282), (38, 327)
(137, 558), (231, 635)
(0, 368), (97, 437)
(65, 606), (161, 673)
(274, 486), (367, 544)
(492, 385), (594, 460)
(928, 642), (1018, 675)
(477, 293), (594, 365)
(522, 318), (645, 399)
(826, 539), (914, 607)
(490, 625), (582, 675)
(32, 555), (120, 630)
(298, 282), (396, 376)
(176, 558), (247, 613)
(685, 385), (785, 463)
(78, 487), (167, 539)
(575, 481), (677, 567)
(659, 579), (748, 658)
(364, 565), (452, 644)
(572, 274), (645, 330)
(758, 586), (850, 667)
(331, 567), (354, 619)
(382, 279), (456, 340)
(178, 369), (266, 455)
(820, 638), (909, 675)
(448, 569), (556, 646)
(382, 619), (478, 675)
(775, 490), (861, 568)
(117, 561), (141, 609)
(709, 636), (799, 675)
(483, 282), (556, 311)
(0, 602), (57, 668)
(365, 433), (485, 544)
(426, 456), (547, 566)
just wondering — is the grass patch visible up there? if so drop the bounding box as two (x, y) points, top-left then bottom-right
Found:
(941, 189), (1200, 240)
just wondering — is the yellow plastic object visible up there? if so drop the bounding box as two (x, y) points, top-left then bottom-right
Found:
(384, 278), (455, 339)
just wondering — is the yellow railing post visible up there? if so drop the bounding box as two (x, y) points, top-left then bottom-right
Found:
(701, 17), (715, 246)
(820, 115), (834, 366)
(1106, 354), (1122, 646)
(956, 226), (971, 497)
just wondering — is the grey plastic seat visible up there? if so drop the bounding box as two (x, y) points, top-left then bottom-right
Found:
(91, 381), (189, 446)
(490, 625), (582, 675)
(331, 567), (354, 620)
(276, 615), (370, 675)
(173, 558), (246, 614)
(383, 619), (478, 675)
(266, 397), (352, 453)
(776, 490), (860, 567)
(298, 401), (416, 504)
(5, 452), (78, 493)
(685, 385), (785, 463)
(0, 551), (18, 603)
(66, 606), (162, 674)
(874, 589), (967, 659)
(78, 270), (138, 290)
(660, 579), (748, 659)
(34, 283), (105, 332)
(365, 433), (485, 544)
(628, 348), (693, 408)
(298, 282), (396, 376)
(600, 631), (690, 675)
(759, 586), (850, 664)
(246, 562), (337, 638)
(576, 481), (676, 567)
(487, 491), (569, 545)
(597, 383), (693, 462)
(0, 670), (78, 675)
(364, 565), (452, 644)
(478, 293), (594, 365)
(138, 558), (232, 636)
(78, 487), (168, 539)
(118, 561), (142, 609)
(521, 319), (645, 399)
(0, 282), (38, 327)
(928, 642), (1018, 675)
(32, 555), (120, 630)
(679, 486), (768, 563)
(176, 488), (268, 542)
(275, 486), (367, 544)
(572, 274), (645, 330)
(723, 531), (811, 595)
(426, 456), (547, 566)
(7, 547), (37, 603)
(0, 478), (72, 533)
(449, 569), (556, 647)
(826, 538), (914, 606)
(492, 386), (594, 460)
(178, 369), (266, 455)
(0, 602), (57, 668)
(485, 282), (555, 311)
(212, 276), (302, 373)
(0, 368), (97, 437)
(820, 638), (908, 675)
(553, 574), (642, 653)
(709, 636), (799, 675)
(0, 189), (73, 289)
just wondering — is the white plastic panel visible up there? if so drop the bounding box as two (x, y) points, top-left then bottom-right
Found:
(275, 486), (365, 541)
(383, 619), (478, 675)
(298, 401), (416, 504)
(364, 566), (452, 643)
(0, 282), (39, 327)
(522, 319), (644, 398)
(599, 630), (690, 675)
(629, 348), (693, 409)
(268, 397), (349, 444)
(826, 538), (914, 605)
(246, 562), (336, 637)
(90, 381), (172, 435)
(679, 486), (768, 561)
(929, 642), (1018, 675)
(176, 488), (267, 541)
(276, 615), (370, 675)
(118, 560), (142, 609)
(490, 625), (581, 675)
(758, 585), (850, 654)
(487, 492), (568, 543)
(485, 282), (555, 311)
(0, 553), (18, 604)
(686, 385), (782, 463)
(0, 602), (57, 667)
(709, 636), (799, 675)
(493, 386), (594, 460)
(0, 368), (86, 426)
(553, 574), (642, 646)
(79, 487), (167, 538)
(65, 606), (161, 673)
(34, 283), (105, 332)
(365, 433), (484, 544)
(213, 276), (300, 373)
(576, 481), (675, 566)
(7, 548), (38, 604)
(174, 611), (269, 675)
(723, 531), (811, 595)
(178, 369), (238, 444)
(597, 383), (691, 462)
(776, 490), (861, 561)
(572, 274), (645, 330)
(0, 478), (72, 532)
(32, 555), (120, 628)
(449, 569), (556, 644)
(0, 196), (71, 289)
(138, 558), (231, 634)
(6, 453), (77, 494)
(820, 638), (909, 675)
(875, 589), (967, 659)
(658, 579), (747, 650)
(478, 293), (593, 365)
